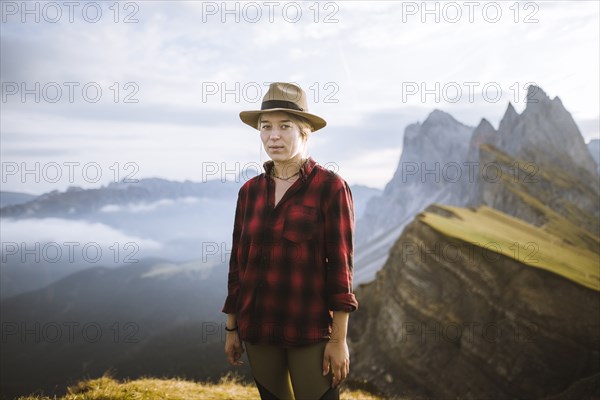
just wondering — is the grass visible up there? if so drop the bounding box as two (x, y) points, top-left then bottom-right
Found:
(479, 143), (600, 252)
(16, 372), (387, 400)
(420, 204), (600, 291)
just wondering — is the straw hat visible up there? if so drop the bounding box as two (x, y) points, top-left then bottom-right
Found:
(239, 82), (327, 132)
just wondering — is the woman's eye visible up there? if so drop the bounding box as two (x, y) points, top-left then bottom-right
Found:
(281, 124), (291, 129)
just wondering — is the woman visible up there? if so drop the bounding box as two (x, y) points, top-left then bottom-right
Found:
(222, 82), (358, 400)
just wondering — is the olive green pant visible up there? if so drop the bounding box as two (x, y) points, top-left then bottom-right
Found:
(244, 341), (340, 400)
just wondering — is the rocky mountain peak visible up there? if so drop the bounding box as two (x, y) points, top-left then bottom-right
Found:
(423, 108), (455, 125)
(499, 102), (518, 132)
(421, 109), (470, 140)
(526, 84), (551, 106)
(473, 118), (496, 139)
(494, 85), (598, 177)
(401, 122), (422, 147)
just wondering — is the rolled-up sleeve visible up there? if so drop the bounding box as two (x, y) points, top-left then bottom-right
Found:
(324, 180), (359, 312)
(221, 189), (244, 314)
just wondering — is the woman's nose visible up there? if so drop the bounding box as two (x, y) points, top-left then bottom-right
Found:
(269, 130), (281, 139)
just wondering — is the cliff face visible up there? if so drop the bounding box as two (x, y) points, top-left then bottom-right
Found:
(357, 109), (474, 242)
(354, 110), (473, 283)
(455, 118), (497, 206)
(349, 204), (600, 399)
(588, 138), (600, 175)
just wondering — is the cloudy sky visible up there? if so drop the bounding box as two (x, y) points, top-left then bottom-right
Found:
(1, 0), (599, 194)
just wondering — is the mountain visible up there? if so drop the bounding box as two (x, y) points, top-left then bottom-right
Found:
(0, 191), (37, 208)
(0, 177), (240, 219)
(350, 184), (383, 221)
(354, 110), (474, 284)
(493, 87), (597, 177)
(349, 204), (599, 399)
(0, 178), (240, 299)
(0, 174), (379, 221)
(454, 118), (497, 206)
(355, 87), (600, 285)
(349, 85), (600, 398)
(588, 138), (600, 174)
(0, 257), (230, 399)
(465, 87), (599, 237)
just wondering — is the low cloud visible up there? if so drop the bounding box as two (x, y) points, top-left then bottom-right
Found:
(100, 197), (200, 213)
(1, 217), (162, 250)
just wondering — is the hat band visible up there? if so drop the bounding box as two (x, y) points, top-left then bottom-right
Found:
(261, 100), (304, 112)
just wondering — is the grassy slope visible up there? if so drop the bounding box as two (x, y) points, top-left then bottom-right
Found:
(420, 204), (600, 291)
(481, 143), (600, 252)
(16, 373), (387, 400)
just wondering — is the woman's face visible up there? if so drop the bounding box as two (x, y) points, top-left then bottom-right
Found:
(259, 111), (305, 163)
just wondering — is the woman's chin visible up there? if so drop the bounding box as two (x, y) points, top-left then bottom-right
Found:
(268, 153), (290, 162)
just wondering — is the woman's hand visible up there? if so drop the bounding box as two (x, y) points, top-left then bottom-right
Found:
(322, 339), (350, 388)
(224, 332), (245, 366)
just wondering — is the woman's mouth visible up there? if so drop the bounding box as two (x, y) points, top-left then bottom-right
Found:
(269, 146), (284, 151)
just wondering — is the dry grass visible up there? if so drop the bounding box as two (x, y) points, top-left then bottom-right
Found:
(16, 372), (386, 400)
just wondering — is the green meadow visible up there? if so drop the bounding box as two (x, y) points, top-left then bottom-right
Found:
(420, 204), (600, 291)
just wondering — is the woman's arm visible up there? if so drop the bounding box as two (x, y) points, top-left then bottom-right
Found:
(222, 189), (244, 314)
(223, 189), (246, 366)
(225, 312), (244, 366)
(329, 310), (349, 343)
(323, 180), (359, 312)
(321, 178), (358, 388)
(323, 311), (350, 388)
(226, 313), (238, 330)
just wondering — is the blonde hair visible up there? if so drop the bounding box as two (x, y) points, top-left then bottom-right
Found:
(257, 111), (314, 141)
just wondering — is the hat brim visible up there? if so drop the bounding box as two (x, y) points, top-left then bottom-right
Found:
(239, 109), (326, 132)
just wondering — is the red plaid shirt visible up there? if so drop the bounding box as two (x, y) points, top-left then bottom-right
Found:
(221, 156), (358, 347)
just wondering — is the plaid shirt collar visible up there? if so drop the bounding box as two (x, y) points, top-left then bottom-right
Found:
(262, 156), (317, 181)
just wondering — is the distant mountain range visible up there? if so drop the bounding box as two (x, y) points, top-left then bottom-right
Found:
(0, 257), (242, 399)
(0, 175), (382, 300)
(1, 174), (380, 220)
(0, 191), (38, 208)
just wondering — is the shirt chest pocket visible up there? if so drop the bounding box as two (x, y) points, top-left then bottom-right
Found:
(283, 205), (318, 243)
